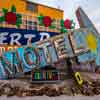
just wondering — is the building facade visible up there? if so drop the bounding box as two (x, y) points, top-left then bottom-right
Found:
(0, 0), (63, 19)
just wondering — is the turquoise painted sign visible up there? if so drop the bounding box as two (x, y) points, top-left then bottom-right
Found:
(0, 28), (99, 79)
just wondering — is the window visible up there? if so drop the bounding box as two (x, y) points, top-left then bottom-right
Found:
(26, 2), (38, 13)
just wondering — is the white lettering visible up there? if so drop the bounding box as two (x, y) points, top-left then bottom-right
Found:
(0, 32), (8, 45)
(10, 33), (21, 45)
(24, 34), (36, 45)
(38, 42), (51, 63)
(40, 32), (50, 41)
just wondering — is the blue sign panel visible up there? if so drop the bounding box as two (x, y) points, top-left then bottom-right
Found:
(0, 28), (58, 45)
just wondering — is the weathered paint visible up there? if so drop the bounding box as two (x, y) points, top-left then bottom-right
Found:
(0, 28), (97, 78)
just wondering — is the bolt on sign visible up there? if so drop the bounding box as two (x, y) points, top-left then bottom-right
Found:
(0, 29), (97, 78)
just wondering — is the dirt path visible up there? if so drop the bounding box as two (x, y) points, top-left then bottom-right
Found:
(0, 95), (100, 100)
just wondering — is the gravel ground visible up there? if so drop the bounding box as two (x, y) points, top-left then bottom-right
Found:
(0, 72), (100, 99)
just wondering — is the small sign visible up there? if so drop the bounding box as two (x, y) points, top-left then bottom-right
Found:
(32, 71), (59, 81)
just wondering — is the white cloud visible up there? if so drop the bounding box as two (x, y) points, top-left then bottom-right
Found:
(86, 8), (100, 33)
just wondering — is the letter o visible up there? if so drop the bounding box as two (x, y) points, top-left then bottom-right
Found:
(24, 46), (40, 67)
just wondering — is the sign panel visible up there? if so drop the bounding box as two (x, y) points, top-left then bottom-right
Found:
(69, 29), (89, 54)
(0, 33), (74, 77)
(0, 28), (97, 79)
(32, 71), (59, 81)
(0, 27), (59, 46)
(0, 27), (59, 56)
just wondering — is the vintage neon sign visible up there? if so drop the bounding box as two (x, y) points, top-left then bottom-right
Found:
(0, 29), (95, 78)
(0, 33), (73, 77)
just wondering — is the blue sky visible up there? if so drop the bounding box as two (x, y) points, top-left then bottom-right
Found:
(28, 0), (100, 32)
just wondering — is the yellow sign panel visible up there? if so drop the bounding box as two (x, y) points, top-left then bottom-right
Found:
(86, 32), (97, 53)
